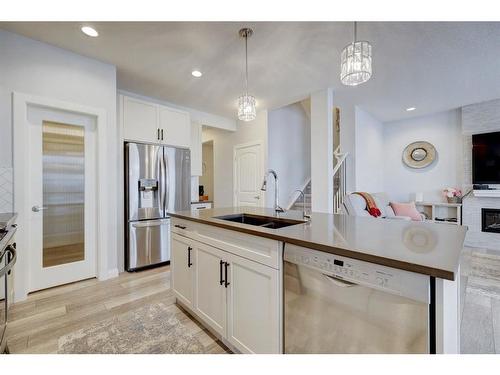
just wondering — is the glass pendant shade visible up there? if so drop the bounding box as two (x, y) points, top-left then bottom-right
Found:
(238, 94), (256, 122)
(340, 40), (372, 86)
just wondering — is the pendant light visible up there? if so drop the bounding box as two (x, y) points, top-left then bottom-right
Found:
(237, 28), (257, 122)
(340, 22), (372, 86)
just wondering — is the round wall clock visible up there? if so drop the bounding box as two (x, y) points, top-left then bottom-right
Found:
(402, 141), (437, 169)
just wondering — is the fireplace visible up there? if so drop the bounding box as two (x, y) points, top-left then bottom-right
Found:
(482, 208), (500, 233)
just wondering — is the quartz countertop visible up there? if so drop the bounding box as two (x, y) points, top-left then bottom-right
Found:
(168, 207), (467, 281)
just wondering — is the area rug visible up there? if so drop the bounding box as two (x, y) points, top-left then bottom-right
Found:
(58, 302), (208, 354)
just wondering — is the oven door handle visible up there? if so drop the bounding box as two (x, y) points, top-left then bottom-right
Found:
(323, 273), (356, 288)
(0, 245), (16, 277)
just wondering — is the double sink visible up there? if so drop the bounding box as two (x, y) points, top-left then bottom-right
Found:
(214, 213), (305, 229)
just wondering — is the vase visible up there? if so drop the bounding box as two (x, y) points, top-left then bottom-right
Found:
(447, 196), (462, 204)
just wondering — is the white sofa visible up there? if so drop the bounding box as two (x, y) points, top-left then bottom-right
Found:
(343, 192), (425, 221)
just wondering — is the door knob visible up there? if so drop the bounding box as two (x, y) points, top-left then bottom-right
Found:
(32, 205), (48, 212)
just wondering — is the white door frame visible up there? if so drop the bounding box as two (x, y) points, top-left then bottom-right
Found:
(13, 92), (111, 301)
(233, 140), (264, 207)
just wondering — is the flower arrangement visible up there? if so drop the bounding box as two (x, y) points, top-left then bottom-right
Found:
(443, 187), (462, 203)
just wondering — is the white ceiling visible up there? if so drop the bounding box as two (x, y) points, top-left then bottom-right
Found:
(1, 22), (500, 122)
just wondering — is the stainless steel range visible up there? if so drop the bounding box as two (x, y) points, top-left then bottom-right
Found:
(0, 213), (17, 354)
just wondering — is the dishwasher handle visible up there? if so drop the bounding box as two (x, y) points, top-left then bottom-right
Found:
(323, 274), (356, 288)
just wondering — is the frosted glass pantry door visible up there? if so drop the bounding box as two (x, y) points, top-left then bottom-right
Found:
(28, 106), (97, 292)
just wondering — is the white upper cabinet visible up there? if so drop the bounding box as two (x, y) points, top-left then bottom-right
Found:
(122, 96), (159, 143)
(120, 94), (191, 148)
(190, 122), (202, 176)
(159, 105), (191, 148)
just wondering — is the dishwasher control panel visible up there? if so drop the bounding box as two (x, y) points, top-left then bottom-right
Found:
(284, 243), (430, 303)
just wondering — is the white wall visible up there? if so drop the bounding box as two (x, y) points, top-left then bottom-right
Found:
(267, 102), (311, 208)
(202, 111), (268, 208)
(0, 30), (118, 298)
(383, 109), (462, 202)
(355, 107), (384, 192)
(311, 89), (334, 213)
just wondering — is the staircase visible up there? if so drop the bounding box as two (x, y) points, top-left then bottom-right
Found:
(333, 145), (348, 214)
(290, 181), (311, 212)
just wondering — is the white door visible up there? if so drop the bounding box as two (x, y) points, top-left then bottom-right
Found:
(171, 234), (194, 309)
(233, 142), (263, 207)
(27, 106), (97, 291)
(225, 254), (280, 353)
(194, 243), (227, 336)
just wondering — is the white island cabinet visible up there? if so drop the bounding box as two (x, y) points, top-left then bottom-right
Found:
(171, 234), (194, 309)
(171, 218), (282, 354)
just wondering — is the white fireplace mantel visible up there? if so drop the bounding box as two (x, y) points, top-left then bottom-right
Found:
(473, 190), (500, 198)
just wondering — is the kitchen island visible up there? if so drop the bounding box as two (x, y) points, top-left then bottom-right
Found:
(168, 207), (467, 354)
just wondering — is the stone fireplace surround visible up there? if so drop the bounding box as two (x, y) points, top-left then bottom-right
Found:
(462, 99), (500, 250)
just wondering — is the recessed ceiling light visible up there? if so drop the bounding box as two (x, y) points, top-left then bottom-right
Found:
(81, 26), (98, 37)
(191, 70), (202, 78)
(406, 107), (416, 112)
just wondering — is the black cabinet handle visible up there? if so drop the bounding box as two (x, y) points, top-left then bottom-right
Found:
(174, 224), (186, 229)
(224, 262), (230, 288)
(219, 260), (224, 285)
(157, 128), (160, 140)
(161, 129), (164, 140)
(187, 246), (193, 268)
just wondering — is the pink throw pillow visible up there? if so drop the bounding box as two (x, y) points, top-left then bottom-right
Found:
(389, 202), (423, 221)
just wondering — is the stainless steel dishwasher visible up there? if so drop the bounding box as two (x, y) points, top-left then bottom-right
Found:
(284, 244), (432, 354)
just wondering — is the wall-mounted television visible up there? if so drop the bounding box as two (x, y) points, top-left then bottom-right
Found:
(472, 131), (500, 184)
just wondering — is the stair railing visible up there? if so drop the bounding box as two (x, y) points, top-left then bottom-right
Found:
(333, 145), (348, 214)
(286, 178), (311, 210)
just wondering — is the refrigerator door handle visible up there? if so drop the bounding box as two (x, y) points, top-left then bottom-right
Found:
(164, 149), (170, 214)
(158, 149), (166, 217)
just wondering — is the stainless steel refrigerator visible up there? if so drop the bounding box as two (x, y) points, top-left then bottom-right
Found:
(125, 142), (191, 271)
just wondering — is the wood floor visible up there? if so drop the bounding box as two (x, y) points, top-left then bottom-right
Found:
(6, 265), (229, 354)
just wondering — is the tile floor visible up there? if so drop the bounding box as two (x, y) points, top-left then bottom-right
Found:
(460, 247), (500, 354)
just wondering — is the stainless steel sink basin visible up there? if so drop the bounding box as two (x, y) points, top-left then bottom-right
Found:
(213, 213), (305, 229)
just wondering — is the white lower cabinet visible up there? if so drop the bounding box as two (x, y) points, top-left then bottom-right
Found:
(171, 231), (281, 354)
(194, 243), (227, 336)
(225, 252), (280, 353)
(171, 234), (195, 309)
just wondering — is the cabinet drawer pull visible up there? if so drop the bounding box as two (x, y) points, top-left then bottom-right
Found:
(219, 260), (224, 285)
(161, 129), (164, 140)
(187, 246), (193, 268)
(224, 262), (230, 288)
(174, 224), (187, 229)
(157, 128), (160, 140)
